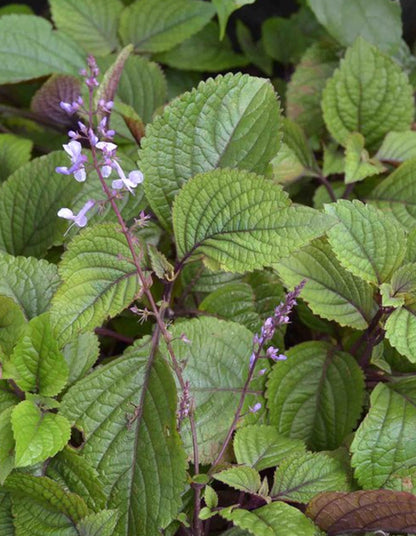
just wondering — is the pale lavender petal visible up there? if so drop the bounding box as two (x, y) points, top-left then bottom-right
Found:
(74, 168), (86, 182)
(128, 170), (144, 185)
(111, 179), (124, 190)
(57, 208), (74, 220)
(101, 165), (112, 178)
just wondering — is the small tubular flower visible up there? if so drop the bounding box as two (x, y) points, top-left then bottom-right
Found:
(57, 199), (95, 228)
(56, 140), (87, 182)
(111, 161), (144, 194)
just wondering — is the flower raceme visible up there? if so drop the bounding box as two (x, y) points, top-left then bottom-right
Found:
(56, 55), (144, 229)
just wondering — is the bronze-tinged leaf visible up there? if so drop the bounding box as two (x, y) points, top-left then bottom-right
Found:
(306, 490), (416, 535)
(31, 75), (81, 126)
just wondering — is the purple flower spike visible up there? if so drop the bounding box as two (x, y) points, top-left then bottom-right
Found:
(266, 347), (287, 361)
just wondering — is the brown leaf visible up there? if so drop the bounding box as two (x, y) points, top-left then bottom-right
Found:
(31, 75), (81, 126)
(306, 489), (416, 535)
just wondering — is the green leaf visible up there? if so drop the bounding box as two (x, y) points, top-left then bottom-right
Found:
(266, 341), (365, 450)
(46, 447), (107, 512)
(0, 152), (82, 257)
(113, 55), (167, 124)
(0, 134), (32, 183)
(199, 283), (260, 332)
(62, 332), (99, 387)
(0, 492), (13, 536)
(181, 263), (242, 293)
(385, 263), (416, 305)
(351, 383), (416, 488)
(0, 253), (60, 320)
(173, 168), (332, 273)
(282, 118), (318, 174)
(0, 296), (27, 356)
(322, 38), (414, 151)
(385, 306), (416, 362)
(154, 21), (248, 72)
(11, 400), (71, 467)
(0, 4), (33, 15)
(204, 485), (218, 509)
(168, 317), (256, 463)
(50, 223), (141, 345)
(213, 0), (255, 40)
(220, 502), (317, 536)
(5, 313), (68, 396)
(286, 42), (338, 139)
(236, 20), (272, 76)
(233, 425), (306, 471)
(61, 339), (187, 536)
(4, 472), (89, 522)
(368, 158), (416, 228)
(0, 381), (19, 414)
(141, 72), (281, 228)
(322, 144), (345, 178)
(344, 132), (385, 184)
(376, 131), (416, 164)
(0, 15), (85, 83)
(271, 451), (349, 502)
(12, 501), (78, 536)
(0, 407), (15, 485)
(77, 510), (119, 536)
(119, 0), (215, 53)
(308, 0), (402, 54)
(276, 238), (377, 329)
(148, 244), (175, 281)
(262, 14), (313, 65)
(214, 466), (261, 494)
(50, 0), (123, 56)
(325, 200), (407, 285)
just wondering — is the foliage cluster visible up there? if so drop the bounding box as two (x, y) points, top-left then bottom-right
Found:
(1, 0), (416, 535)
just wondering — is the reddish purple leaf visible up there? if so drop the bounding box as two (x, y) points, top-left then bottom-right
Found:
(306, 490), (416, 535)
(31, 75), (81, 126)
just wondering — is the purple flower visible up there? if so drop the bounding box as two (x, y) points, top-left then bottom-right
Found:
(56, 140), (87, 182)
(249, 402), (262, 413)
(57, 199), (95, 228)
(59, 96), (83, 115)
(111, 161), (144, 194)
(266, 347), (287, 361)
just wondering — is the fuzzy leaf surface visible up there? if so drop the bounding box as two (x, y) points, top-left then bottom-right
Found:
(376, 131), (416, 163)
(368, 158), (416, 228)
(385, 306), (416, 362)
(276, 239), (377, 329)
(155, 21), (247, 72)
(266, 341), (365, 450)
(174, 169), (332, 272)
(169, 317), (256, 463)
(11, 400), (71, 467)
(344, 132), (384, 184)
(286, 42), (338, 138)
(0, 134), (32, 183)
(115, 55), (167, 124)
(62, 332), (99, 387)
(0, 152), (82, 257)
(325, 200), (407, 285)
(233, 425), (306, 471)
(0, 254), (60, 320)
(50, 0), (123, 56)
(308, 0), (402, 54)
(61, 339), (187, 536)
(119, 0), (215, 53)
(4, 472), (89, 524)
(213, 0), (256, 40)
(0, 296), (27, 356)
(307, 490), (416, 535)
(141, 73), (281, 228)
(351, 383), (416, 488)
(77, 510), (119, 536)
(214, 466), (261, 494)
(0, 15), (85, 83)
(50, 223), (140, 345)
(322, 38), (414, 150)
(220, 502), (317, 536)
(6, 313), (68, 396)
(271, 451), (349, 502)
(0, 407), (15, 484)
(46, 447), (106, 512)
